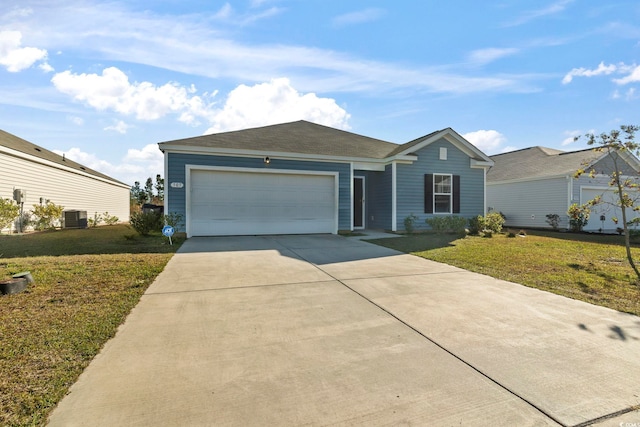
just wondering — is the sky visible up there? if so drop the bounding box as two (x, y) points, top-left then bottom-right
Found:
(1, 0), (639, 187)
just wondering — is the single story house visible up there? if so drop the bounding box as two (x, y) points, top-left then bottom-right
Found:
(486, 146), (640, 232)
(0, 129), (130, 231)
(158, 120), (493, 237)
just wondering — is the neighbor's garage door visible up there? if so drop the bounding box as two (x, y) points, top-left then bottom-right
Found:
(581, 188), (640, 232)
(189, 169), (337, 236)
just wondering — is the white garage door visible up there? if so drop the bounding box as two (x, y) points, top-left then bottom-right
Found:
(189, 168), (337, 236)
(581, 188), (640, 232)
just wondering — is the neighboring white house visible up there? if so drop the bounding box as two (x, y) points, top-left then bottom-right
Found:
(0, 129), (130, 232)
(487, 146), (640, 232)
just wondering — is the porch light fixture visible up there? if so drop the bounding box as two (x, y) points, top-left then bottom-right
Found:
(264, 156), (271, 164)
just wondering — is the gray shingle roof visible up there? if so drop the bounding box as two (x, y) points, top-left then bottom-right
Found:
(487, 146), (602, 182)
(0, 129), (128, 186)
(159, 120), (407, 159)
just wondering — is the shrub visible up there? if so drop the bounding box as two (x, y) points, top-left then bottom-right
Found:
(32, 201), (64, 230)
(129, 211), (163, 236)
(426, 216), (467, 234)
(568, 203), (589, 232)
(403, 213), (419, 234)
(468, 215), (483, 235)
(103, 212), (119, 225)
(88, 212), (103, 228)
(0, 198), (20, 230)
(468, 212), (505, 236)
(163, 212), (184, 232)
(483, 212), (505, 234)
(545, 214), (560, 231)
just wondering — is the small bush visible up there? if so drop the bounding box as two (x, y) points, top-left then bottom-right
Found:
(484, 212), (505, 234)
(546, 214), (560, 231)
(426, 216), (467, 234)
(568, 203), (589, 232)
(468, 212), (505, 236)
(130, 211), (163, 236)
(507, 229), (516, 238)
(103, 212), (119, 225)
(88, 212), (103, 228)
(163, 212), (184, 232)
(468, 215), (483, 235)
(32, 201), (64, 230)
(404, 213), (419, 234)
(0, 198), (20, 230)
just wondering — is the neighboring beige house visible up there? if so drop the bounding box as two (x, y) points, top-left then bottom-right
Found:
(487, 146), (640, 232)
(0, 129), (130, 232)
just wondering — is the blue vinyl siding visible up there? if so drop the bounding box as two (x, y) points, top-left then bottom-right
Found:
(396, 138), (485, 231)
(166, 153), (351, 231)
(354, 169), (392, 230)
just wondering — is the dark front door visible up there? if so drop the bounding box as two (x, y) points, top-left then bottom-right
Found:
(353, 176), (364, 228)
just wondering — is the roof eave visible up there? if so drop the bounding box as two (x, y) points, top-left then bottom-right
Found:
(160, 144), (418, 165)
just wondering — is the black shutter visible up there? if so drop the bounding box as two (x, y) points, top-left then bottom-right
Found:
(424, 174), (433, 213)
(453, 175), (461, 214)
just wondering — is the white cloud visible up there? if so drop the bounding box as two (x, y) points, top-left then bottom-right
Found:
(462, 130), (507, 153)
(51, 66), (217, 123)
(561, 130), (581, 146)
(204, 78), (350, 134)
(561, 129), (596, 146)
(332, 8), (385, 27)
(467, 48), (519, 66)
(613, 64), (640, 85)
(0, 30), (48, 72)
(125, 143), (163, 163)
(67, 115), (84, 126)
(562, 61), (617, 84)
(505, 0), (574, 27)
(53, 145), (163, 186)
(3, 1), (536, 97)
(104, 120), (132, 134)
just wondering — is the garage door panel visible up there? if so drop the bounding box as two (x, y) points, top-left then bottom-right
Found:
(189, 169), (336, 236)
(581, 188), (640, 232)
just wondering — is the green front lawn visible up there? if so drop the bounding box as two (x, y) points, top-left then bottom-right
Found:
(369, 230), (640, 316)
(0, 225), (184, 426)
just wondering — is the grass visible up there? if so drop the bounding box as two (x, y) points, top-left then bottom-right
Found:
(369, 230), (640, 316)
(0, 225), (184, 426)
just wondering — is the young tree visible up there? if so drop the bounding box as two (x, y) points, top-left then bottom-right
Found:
(574, 125), (640, 280)
(130, 181), (147, 205)
(155, 174), (164, 202)
(144, 177), (154, 203)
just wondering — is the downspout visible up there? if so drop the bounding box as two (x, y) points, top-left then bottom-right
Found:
(163, 149), (169, 224)
(483, 167), (487, 214)
(566, 175), (572, 230)
(391, 161), (397, 232)
(350, 162), (354, 231)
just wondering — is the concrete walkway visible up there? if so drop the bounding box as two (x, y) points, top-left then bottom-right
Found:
(48, 235), (640, 426)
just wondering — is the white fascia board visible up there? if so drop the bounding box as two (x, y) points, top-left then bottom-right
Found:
(470, 159), (494, 169)
(487, 174), (570, 186)
(0, 145), (130, 189)
(160, 144), (418, 167)
(392, 129), (493, 164)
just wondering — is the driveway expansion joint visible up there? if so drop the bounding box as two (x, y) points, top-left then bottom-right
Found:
(145, 279), (335, 295)
(286, 245), (565, 427)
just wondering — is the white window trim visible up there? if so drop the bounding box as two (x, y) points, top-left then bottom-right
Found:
(433, 173), (453, 215)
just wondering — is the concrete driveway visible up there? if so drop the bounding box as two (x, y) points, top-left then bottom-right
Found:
(48, 235), (640, 427)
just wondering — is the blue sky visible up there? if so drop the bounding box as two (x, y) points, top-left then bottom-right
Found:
(1, 0), (639, 186)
